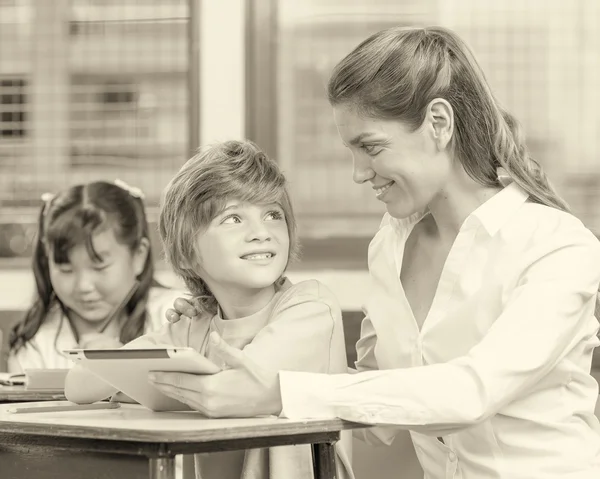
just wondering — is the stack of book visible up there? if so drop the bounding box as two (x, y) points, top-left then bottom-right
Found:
(0, 369), (68, 390)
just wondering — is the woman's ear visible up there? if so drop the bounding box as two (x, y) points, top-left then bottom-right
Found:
(133, 237), (150, 277)
(426, 98), (454, 151)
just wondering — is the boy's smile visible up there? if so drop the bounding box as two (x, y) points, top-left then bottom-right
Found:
(240, 250), (276, 262)
(193, 199), (290, 318)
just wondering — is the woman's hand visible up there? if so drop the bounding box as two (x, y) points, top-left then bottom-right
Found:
(148, 332), (283, 418)
(165, 297), (199, 323)
(79, 333), (123, 349)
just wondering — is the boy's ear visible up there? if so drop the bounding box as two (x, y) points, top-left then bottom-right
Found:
(133, 237), (150, 277)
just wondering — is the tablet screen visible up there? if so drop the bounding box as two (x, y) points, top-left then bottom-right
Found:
(64, 347), (219, 411)
(66, 349), (184, 360)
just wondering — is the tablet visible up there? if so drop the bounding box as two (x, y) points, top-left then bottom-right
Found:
(64, 347), (220, 412)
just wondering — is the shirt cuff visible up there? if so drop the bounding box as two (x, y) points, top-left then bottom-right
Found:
(279, 371), (337, 419)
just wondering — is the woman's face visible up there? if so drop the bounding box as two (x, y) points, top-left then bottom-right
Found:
(333, 104), (453, 219)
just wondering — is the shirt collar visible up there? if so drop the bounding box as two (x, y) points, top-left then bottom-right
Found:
(388, 181), (530, 237)
(468, 181), (530, 236)
(214, 277), (290, 325)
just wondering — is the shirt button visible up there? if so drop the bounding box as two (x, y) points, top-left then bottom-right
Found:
(448, 452), (457, 462)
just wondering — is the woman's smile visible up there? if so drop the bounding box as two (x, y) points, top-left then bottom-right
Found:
(373, 180), (394, 199)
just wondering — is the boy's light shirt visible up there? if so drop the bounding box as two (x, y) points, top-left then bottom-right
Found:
(8, 287), (186, 372)
(280, 182), (600, 479)
(133, 279), (354, 479)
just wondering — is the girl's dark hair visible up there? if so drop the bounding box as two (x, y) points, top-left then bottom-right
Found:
(10, 181), (158, 352)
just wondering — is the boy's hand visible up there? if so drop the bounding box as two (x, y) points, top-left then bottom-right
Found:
(79, 333), (123, 350)
(165, 297), (200, 323)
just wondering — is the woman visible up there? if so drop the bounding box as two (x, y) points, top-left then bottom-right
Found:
(150, 26), (600, 478)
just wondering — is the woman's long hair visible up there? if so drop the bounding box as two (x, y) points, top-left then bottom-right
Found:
(327, 26), (600, 317)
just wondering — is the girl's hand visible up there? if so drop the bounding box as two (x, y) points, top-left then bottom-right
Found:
(165, 297), (200, 323)
(148, 332), (283, 418)
(79, 333), (123, 350)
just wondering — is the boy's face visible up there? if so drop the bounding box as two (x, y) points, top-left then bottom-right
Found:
(193, 200), (290, 301)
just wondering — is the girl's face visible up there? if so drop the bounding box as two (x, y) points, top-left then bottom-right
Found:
(48, 227), (148, 324)
(333, 104), (453, 219)
(194, 200), (290, 302)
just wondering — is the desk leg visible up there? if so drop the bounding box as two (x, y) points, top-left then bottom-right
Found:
(149, 457), (176, 479)
(312, 442), (337, 479)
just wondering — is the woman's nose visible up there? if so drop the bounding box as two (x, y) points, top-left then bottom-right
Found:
(352, 156), (375, 184)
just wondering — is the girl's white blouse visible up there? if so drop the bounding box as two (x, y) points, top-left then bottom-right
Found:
(280, 183), (600, 478)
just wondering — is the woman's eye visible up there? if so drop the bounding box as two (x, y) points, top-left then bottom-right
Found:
(58, 267), (73, 274)
(94, 263), (110, 271)
(265, 210), (284, 221)
(362, 144), (383, 156)
(222, 214), (241, 224)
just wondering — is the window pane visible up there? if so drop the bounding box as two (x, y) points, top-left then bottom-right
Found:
(0, 0), (190, 209)
(276, 0), (437, 234)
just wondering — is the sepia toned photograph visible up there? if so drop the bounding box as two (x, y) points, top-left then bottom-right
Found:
(1, 1), (599, 478)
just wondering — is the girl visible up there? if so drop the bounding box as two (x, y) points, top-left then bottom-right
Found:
(159, 27), (600, 478)
(8, 180), (184, 373)
(65, 141), (354, 479)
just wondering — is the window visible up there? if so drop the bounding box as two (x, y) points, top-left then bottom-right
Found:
(247, 0), (436, 236)
(99, 82), (138, 106)
(0, 78), (26, 138)
(248, 0), (600, 234)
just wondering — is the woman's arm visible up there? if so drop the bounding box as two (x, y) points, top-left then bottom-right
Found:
(279, 230), (600, 436)
(354, 315), (379, 372)
(349, 315), (404, 446)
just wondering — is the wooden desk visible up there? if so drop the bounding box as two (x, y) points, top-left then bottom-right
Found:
(0, 401), (364, 479)
(0, 386), (65, 403)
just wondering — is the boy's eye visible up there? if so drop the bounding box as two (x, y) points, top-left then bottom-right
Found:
(221, 214), (242, 224)
(93, 263), (110, 271)
(265, 210), (284, 221)
(57, 266), (73, 274)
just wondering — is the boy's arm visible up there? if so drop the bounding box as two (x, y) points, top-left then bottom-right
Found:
(241, 282), (342, 373)
(64, 364), (117, 404)
(250, 285), (399, 448)
(240, 282), (355, 479)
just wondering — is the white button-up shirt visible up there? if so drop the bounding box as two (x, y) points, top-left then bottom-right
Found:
(280, 183), (600, 478)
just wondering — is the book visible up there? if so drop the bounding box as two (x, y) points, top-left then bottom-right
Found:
(0, 369), (68, 390)
(0, 372), (26, 386)
(25, 368), (69, 390)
